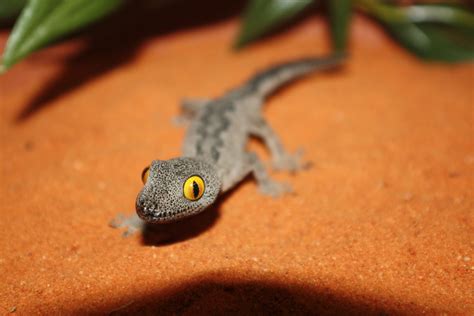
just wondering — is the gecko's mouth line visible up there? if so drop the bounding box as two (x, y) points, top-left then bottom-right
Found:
(136, 201), (204, 223)
(136, 204), (174, 222)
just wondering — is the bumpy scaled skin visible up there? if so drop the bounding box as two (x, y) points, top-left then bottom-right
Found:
(111, 54), (344, 234)
(136, 158), (221, 222)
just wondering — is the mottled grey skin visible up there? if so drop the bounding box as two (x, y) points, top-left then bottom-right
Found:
(111, 54), (345, 235)
(136, 158), (221, 222)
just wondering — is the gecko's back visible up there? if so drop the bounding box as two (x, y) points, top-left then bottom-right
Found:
(183, 96), (257, 183)
(183, 54), (345, 190)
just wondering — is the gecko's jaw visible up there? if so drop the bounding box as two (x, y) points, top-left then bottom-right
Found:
(136, 202), (161, 222)
(135, 201), (148, 219)
(135, 199), (159, 222)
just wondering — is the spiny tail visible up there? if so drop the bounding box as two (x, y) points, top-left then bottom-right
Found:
(247, 53), (346, 98)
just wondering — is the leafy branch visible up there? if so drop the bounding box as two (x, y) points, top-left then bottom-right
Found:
(236, 0), (474, 61)
(1, 0), (473, 73)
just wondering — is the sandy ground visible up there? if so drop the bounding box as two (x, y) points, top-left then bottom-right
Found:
(0, 7), (473, 315)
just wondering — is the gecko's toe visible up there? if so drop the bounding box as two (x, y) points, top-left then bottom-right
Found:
(122, 227), (138, 238)
(109, 213), (145, 237)
(258, 180), (292, 197)
(273, 148), (310, 172)
(109, 213), (126, 228)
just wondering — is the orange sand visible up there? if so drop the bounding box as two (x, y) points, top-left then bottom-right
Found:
(0, 11), (473, 315)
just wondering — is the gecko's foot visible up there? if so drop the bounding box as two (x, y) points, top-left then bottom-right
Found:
(109, 213), (145, 237)
(258, 180), (292, 197)
(272, 148), (310, 172)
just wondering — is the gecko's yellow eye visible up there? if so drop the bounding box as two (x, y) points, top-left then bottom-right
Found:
(141, 166), (150, 184)
(183, 175), (205, 201)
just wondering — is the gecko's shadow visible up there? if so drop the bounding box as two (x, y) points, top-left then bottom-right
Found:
(140, 186), (237, 246)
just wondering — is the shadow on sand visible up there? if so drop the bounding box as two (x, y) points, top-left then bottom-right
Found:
(13, 0), (321, 122)
(65, 272), (431, 315)
(14, 0), (246, 121)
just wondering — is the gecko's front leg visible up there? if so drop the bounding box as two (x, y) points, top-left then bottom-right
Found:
(109, 213), (145, 237)
(246, 152), (292, 197)
(249, 117), (308, 172)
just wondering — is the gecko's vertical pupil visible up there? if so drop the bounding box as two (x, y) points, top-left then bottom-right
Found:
(183, 175), (205, 201)
(192, 181), (199, 198)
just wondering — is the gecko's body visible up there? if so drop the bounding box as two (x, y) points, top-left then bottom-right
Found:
(112, 54), (344, 231)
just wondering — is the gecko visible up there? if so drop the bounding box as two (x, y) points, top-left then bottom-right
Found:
(111, 54), (345, 235)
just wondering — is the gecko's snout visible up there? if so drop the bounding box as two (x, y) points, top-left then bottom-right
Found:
(135, 187), (184, 223)
(135, 193), (150, 219)
(135, 192), (161, 222)
(135, 196), (146, 218)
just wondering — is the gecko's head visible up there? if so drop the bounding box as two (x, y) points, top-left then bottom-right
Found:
(135, 157), (221, 223)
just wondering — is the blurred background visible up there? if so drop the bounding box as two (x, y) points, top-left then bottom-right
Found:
(1, 0), (472, 119)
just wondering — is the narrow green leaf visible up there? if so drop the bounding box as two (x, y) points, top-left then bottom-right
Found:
(235, 0), (314, 48)
(0, 0), (27, 21)
(1, 0), (124, 72)
(328, 0), (352, 52)
(384, 22), (473, 61)
(2, 0), (58, 70)
(404, 5), (474, 29)
(356, 1), (474, 62)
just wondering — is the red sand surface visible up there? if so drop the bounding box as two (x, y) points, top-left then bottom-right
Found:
(0, 10), (473, 315)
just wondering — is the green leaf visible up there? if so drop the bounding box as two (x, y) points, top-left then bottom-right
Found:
(385, 22), (474, 62)
(328, 0), (352, 52)
(404, 5), (474, 29)
(356, 1), (474, 62)
(0, 0), (27, 21)
(235, 0), (314, 48)
(1, 0), (124, 72)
